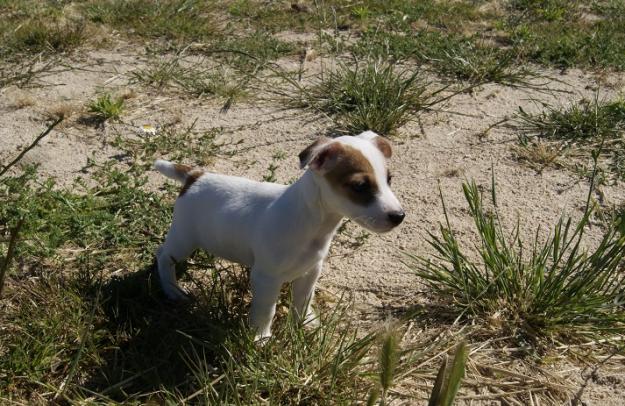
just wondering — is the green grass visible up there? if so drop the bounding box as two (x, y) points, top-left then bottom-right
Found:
(84, 0), (217, 42)
(131, 57), (249, 106)
(111, 121), (221, 170)
(514, 96), (625, 181)
(283, 61), (450, 136)
(504, 0), (625, 69)
(0, 1), (86, 60)
(87, 93), (125, 122)
(209, 31), (295, 71)
(405, 178), (625, 344)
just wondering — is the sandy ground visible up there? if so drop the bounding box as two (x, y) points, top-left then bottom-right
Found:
(2, 44), (625, 404)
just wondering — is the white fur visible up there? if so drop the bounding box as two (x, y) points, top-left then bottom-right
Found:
(155, 132), (404, 341)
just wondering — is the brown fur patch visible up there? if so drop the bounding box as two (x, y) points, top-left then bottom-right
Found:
(373, 137), (392, 158)
(299, 136), (332, 168)
(174, 163), (192, 175)
(179, 169), (204, 197)
(324, 144), (378, 206)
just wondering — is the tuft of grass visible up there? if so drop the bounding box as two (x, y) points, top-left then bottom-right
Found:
(209, 31), (295, 71)
(513, 140), (563, 173)
(405, 177), (625, 344)
(515, 98), (625, 142)
(284, 61), (448, 136)
(131, 57), (248, 108)
(87, 93), (125, 122)
(514, 96), (625, 180)
(83, 0), (217, 42)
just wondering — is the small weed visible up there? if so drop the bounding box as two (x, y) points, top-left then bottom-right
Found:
(513, 140), (563, 173)
(405, 178), (625, 344)
(87, 93), (125, 122)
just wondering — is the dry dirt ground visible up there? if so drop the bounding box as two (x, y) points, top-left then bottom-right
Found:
(2, 40), (625, 404)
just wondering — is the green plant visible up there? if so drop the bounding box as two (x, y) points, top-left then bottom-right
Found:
(405, 176), (625, 343)
(84, 0), (217, 42)
(514, 96), (625, 180)
(428, 341), (468, 406)
(87, 93), (125, 121)
(285, 61), (448, 136)
(131, 57), (248, 109)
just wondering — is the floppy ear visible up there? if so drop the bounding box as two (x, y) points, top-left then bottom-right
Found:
(356, 130), (392, 158)
(298, 136), (332, 169)
(373, 136), (392, 158)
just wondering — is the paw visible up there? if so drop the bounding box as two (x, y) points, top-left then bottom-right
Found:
(254, 332), (272, 345)
(163, 285), (190, 303)
(302, 313), (321, 329)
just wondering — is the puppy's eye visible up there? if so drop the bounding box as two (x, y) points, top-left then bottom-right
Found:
(387, 173), (392, 185)
(349, 179), (370, 194)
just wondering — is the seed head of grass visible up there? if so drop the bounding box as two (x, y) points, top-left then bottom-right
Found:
(404, 177), (625, 344)
(287, 61), (441, 136)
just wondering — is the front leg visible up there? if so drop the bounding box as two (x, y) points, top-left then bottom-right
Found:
(249, 268), (282, 342)
(291, 262), (322, 328)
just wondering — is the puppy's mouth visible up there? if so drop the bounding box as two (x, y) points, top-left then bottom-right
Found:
(353, 217), (399, 234)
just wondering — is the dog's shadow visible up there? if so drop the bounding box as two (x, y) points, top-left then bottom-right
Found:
(82, 260), (251, 400)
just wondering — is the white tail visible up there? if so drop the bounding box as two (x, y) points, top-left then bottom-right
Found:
(154, 159), (189, 183)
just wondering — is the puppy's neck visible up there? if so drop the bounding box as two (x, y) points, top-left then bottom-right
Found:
(288, 170), (343, 238)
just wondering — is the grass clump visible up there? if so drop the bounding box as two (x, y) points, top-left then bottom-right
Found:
(87, 93), (125, 121)
(131, 57), (248, 107)
(405, 178), (625, 344)
(515, 98), (625, 142)
(287, 61), (445, 136)
(514, 96), (625, 181)
(210, 31), (295, 71)
(84, 0), (217, 42)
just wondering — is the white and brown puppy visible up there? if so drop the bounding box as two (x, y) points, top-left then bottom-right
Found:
(154, 131), (404, 341)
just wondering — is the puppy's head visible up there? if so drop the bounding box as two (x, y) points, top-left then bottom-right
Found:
(299, 131), (404, 233)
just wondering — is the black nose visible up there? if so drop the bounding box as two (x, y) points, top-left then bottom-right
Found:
(388, 210), (405, 226)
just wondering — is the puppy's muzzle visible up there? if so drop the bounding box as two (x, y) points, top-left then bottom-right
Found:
(387, 210), (405, 226)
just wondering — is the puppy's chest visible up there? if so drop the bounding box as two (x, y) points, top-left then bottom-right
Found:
(273, 237), (331, 276)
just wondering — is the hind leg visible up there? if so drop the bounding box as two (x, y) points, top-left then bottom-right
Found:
(156, 230), (194, 301)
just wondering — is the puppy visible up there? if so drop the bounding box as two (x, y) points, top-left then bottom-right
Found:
(154, 131), (404, 341)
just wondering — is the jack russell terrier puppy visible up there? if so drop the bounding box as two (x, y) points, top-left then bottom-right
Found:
(154, 130), (404, 341)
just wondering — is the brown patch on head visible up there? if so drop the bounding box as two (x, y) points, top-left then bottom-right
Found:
(179, 168), (204, 197)
(323, 144), (379, 206)
(299, 136), (332, 169)
(373, 136), (392, 158)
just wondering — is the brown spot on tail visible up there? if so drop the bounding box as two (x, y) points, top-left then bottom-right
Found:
(179, 168), (204, 197)
(174, 163), (192, 175)
(324, 144), (379, 206)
